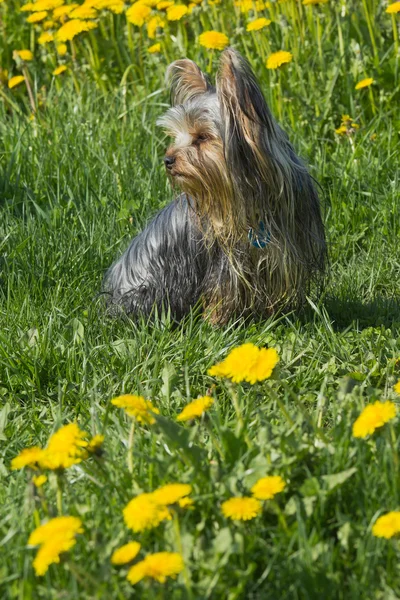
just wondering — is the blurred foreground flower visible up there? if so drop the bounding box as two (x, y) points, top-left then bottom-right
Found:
(151, 483), (192, 506)
(208, 343), (279, 384)
(386, 2), (400, 13)
(372, 511), (400, 538)
(352, 401), (396, 438)
(246, 17), (271, 31)
(123, 493), (171, 532)
(335, 114), (359, 136)
(199, 31), (229, 50)
(393, 380), (400, 394)
(303, 0), (329, 5)
(167, 4), (188, 20)
(127, 552), (184, 585)
(15, 50), (33, 61)
(221, 496), (262, 521)
(8, 75), (25, 89)
(111, 541), (141, 565)
(56, 19), (97, 42)
(148, 43), (161, 53)
(126, 2), (151, 25)
(28, 516), (83, 576)
(32, 474), (47, 487)
(53, 65), (67, 76)
(266, 51), (292, 69)
(251, 475), (286, 500)
(111, 394), (159, 424)
(355, 77), (374, 90)
(176, 396), (214, 421)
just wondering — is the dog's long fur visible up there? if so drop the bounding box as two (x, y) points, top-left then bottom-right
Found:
(104, 49), (326, 324)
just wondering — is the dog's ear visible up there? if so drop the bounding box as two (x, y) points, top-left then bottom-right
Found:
(216, 48), (280, 184)
(166, 59), (212, 105)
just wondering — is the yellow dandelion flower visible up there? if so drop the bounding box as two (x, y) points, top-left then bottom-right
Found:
(70, 6), (97, 18)
(123, 493), (170, 533)
(38, 31), (54, 44)
(199, 31), (229, 50)
(38, 423), (88, 470)
(355, 77), (374, 90)
(139, 0), (159, 6)
(11, 446), (43, 469)
(178, 496), (194, 509)
(56, 43), (68, 56)
(246, 17), (271, 31)
(151, 483), (192, 506)
(386, 2), (400, 14)
(303, 0), (328, 5)
(176, 396), (214, 421)
(32, 474), (48, 487)
(56, 19), (98, 42)
(394, 381), (400, 394)
(127, 552), (184, 585)
(251, 475), (286, 500)
(53, 5), (78, 18)
(15, 50), (34, 61)
(352, 401), (396, 438)
(148, 42), (162, 53)
(20, 3), (36, 10)
(372, 511), (400, 538)
(167, 4), (188, 20)
(26, 11), (48, 22)
(221, 496), (262, 521)
(266, 50), (293, 69)
(111, 541), (141, 565)
(208, 343), (279, 384)
(335, 124), (348, 135)
(92, 0), (125, 14)
(52, 65), (67, 75)
(43, 20), (55, 29)
(29, 516), (83, 576)
(147, 15), (165, 38)
(25, 0), (63, 10)
(8, 75), (25, 89)
(111, 394), (159, 424)
(157, 0), (174, 8)
(87, 434), (104, 454)
(126, 2), (151, 26)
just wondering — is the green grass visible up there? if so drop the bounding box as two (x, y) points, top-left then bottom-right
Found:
(1, 51), (400, 598)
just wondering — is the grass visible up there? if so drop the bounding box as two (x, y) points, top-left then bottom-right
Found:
(1, 0), (400, 597)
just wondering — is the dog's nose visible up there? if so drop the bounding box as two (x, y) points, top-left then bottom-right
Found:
(164, 156), (175, 169)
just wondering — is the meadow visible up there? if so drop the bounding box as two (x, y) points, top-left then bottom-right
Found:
(1, 0), (400, 598)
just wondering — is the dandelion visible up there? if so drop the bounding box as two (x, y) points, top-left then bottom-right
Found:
(11, 446), (43, 469)
(53, 5), (78, 18)
(38, 32), (54, 44)
(147, 15), (165, 39)
(8, 76), (25, 89)
(222, 496), (262, 521)
(355, 77), (374, 90)
(176, 396), (214, 421)
(32, 474), (47, 487)
(52, 65), (67, 76)
(126, 2), (151, 26)
(148, 43), (162, 53)
(386, 2), (400, 14)
(178, 496), (194, 509)
(87, 434), (104, 454)
(167, 4), (188, 20)
(302, 0), (328, 5)
(21, 0), (63, 10)
(246, 18), (271, 31)
(151, 483), (192, 506)
(123, 493), (170, 533)
(69, 6), (97, 19)
(111, 394), (159, 424)
(93, 0), (125, 14)
(372, 511), (400, 538)
(56, 44), (68, 56)
(335, 114), (359, 135)
(251, 475), (286, 500)
(235, 0), (265, 12)
(26, 11), (48, 23)
(43, 20), (55, 29)
(127, 552), (184, 585)
(266, 51), (293, 69)
(157, 0), (174, 8)
(28, 516), (83, 576)
(38, 423), (89, 470)
(56, 20), (98, 42)
(394, 381), (400, 394)
(352, 401), (396, 438)
(199, 31), (230, 51)
(208, 343), (279, 384)
(111, 541), (141, 565)
(15, 50), (33, 61)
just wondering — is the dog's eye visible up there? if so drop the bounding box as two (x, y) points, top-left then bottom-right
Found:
(194, 134), (208, 145)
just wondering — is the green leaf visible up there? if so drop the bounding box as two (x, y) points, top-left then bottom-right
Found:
(152, 413), (206, 468)
(322, 467), (357, 491)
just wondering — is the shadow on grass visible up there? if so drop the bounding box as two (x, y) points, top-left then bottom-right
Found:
(324, 295), (400, 330)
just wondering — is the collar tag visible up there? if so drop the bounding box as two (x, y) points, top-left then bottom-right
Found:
(248, 221), (270, 249)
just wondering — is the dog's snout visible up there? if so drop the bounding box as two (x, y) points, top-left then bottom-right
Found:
(164, 155), (175, 169)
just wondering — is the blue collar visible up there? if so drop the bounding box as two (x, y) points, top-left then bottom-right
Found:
(248, 221), (270, 249)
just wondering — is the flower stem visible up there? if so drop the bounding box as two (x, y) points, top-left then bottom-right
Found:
(173, 512), (192, 598)
(127, 420), (135, 474)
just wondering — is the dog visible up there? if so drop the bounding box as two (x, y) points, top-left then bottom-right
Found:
(103, 48), (326, 325)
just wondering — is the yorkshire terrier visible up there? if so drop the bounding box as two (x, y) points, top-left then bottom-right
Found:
(104, 48), (326, 325)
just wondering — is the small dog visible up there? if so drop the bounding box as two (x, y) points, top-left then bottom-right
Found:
(104, 49), (326, 324)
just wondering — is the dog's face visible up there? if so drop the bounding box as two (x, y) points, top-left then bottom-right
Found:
(157, 61), (229, 208)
